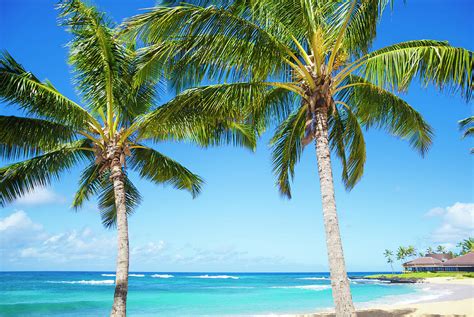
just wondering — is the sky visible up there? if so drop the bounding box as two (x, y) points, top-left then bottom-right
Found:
(0, 0), (473, 273)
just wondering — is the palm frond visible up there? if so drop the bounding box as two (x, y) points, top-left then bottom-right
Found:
(270, 106), (306, 198)
(355, 40), (473, 101)
(58, 0), (126, 124)
(329, 104), (366, 189)
(0, 51), (95, 128)
(97, 173), (142, 228)
(71, 163), (103, 210)
(0, 140), (93, 207)
(136, 82), (271, 149)
(123, 4), (292, 86)
(337, 0), (392, 57)
(339, 75), (433, 155)
(0, 115), (77, 160)
(129, 146), (203, 198)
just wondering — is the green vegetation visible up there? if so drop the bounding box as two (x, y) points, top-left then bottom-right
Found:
(366, 272), (474, 279)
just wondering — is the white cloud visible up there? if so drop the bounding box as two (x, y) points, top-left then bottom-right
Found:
(426, 202), (474, 245)
(0, 211), (287, 271)
(0, 210), (42, 232)
(14, 187), (66, 206)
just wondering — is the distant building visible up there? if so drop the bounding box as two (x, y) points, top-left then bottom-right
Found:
(403, 252), (474, 272)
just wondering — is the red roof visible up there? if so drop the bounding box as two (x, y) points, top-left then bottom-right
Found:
(426, 253), (453, 261)
(442, 252), (474, 266)
(403, 257), (442, 267)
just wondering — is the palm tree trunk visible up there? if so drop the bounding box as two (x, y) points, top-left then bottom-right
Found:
(313, 105), (356, 316)
(110, 153), (129, 317)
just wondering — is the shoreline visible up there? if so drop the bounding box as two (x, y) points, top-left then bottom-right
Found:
(310, 277), (474, 317)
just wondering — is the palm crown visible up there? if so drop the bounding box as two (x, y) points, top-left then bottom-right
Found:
(123, 0), (472, 197)
(0, 0), (256, 225)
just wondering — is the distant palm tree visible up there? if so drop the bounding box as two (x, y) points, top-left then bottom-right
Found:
(397, 246), (407, 262)
(426, 246), (434, 255)
(459, 116), (474, 153)
(124, 1), (474, 315)
(0, 1), (255, 316)
(457, 237), (474, 255)
(436, 245), (447, 253)
(406, 245), (417, 258)
(383, 249), (394, 274)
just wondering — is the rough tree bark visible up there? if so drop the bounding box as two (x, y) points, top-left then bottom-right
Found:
(110, 152), (129, 317)
(313, 98), (356, 317)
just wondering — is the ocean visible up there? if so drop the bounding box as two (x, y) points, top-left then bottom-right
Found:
(0, 272), (421, 316)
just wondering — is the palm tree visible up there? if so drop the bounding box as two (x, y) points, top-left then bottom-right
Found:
(406, 245), (417, 259)
(457, 237), (474, 255)
(0, 1), (255, 316)
(436, 245), (447, 254)
(459, 116), (473, 153)
(396, 246), (407, 262)
(123, 0), (473, 315)
(426, 246), (434, 255)
(383, 249), (394, 274)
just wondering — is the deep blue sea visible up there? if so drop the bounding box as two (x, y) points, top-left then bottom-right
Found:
(0, 272), (421, 316)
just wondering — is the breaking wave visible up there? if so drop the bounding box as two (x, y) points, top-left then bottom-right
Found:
(151, 274), (174, 278)
(47, 280), (114, 285)
(188, 275), (239, 280)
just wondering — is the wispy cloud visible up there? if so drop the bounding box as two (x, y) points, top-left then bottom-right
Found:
(426, 202), (474, 246)
(14, 187), (66, 206)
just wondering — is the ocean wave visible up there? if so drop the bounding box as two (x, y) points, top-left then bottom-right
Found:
(297, 277), (328, 280)
(151, 274), (174, 278)
(188, 275), (239, 279)
(129, 274), (145, 277)
(47, 280), (114, 285)
(350, 278), (390, 285)
(271, 285), (331, 291)
(101, 274), (115, 277)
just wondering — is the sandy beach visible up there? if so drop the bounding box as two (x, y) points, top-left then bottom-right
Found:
(309, 278), (474, 317)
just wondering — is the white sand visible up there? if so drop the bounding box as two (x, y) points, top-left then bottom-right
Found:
(307, 277), (474, 317)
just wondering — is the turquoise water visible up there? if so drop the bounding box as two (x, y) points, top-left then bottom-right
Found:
(0, 272), (418, 316)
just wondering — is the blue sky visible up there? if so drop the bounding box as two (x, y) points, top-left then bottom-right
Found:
(0, 0), (473, 272)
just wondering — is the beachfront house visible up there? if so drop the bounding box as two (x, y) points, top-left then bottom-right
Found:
(403, 252), (474, 272)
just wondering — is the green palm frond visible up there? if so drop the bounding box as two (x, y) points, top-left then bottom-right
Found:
(338, 0), (392, 57)
(270, 106), (306, 198)
(340, 75), (433, 155)
(97, 173), (142, 228)
(72, 163), (103, 210)
(329, 104), (366, 189)
(129, 146), (203, 198)
(0, 115), (77, 159)
(123, 4), (291, 86)
(459, 116), (474, 138)
(0, 51), (95, 128)
(58, 0), (126, 126)
(136, 82), (267, 149)
(354, 40), (473, 100)
(0, 140), (93, 207)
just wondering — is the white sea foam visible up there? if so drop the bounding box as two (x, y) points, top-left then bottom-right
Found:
(188, 275), (239, 279)
(350, 278), (390, 285)
(47, 280), (115, 285)
(151, 274), (174, 278)
(297, 277), (328, 280)
(102, 273), (144, 277)
(271, 285), (331, 291)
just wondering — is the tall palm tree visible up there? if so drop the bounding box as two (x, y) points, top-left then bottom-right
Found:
(123, 0), (473, 315)
(383, 249), (394, 274)
(0, 1), (255, 316)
